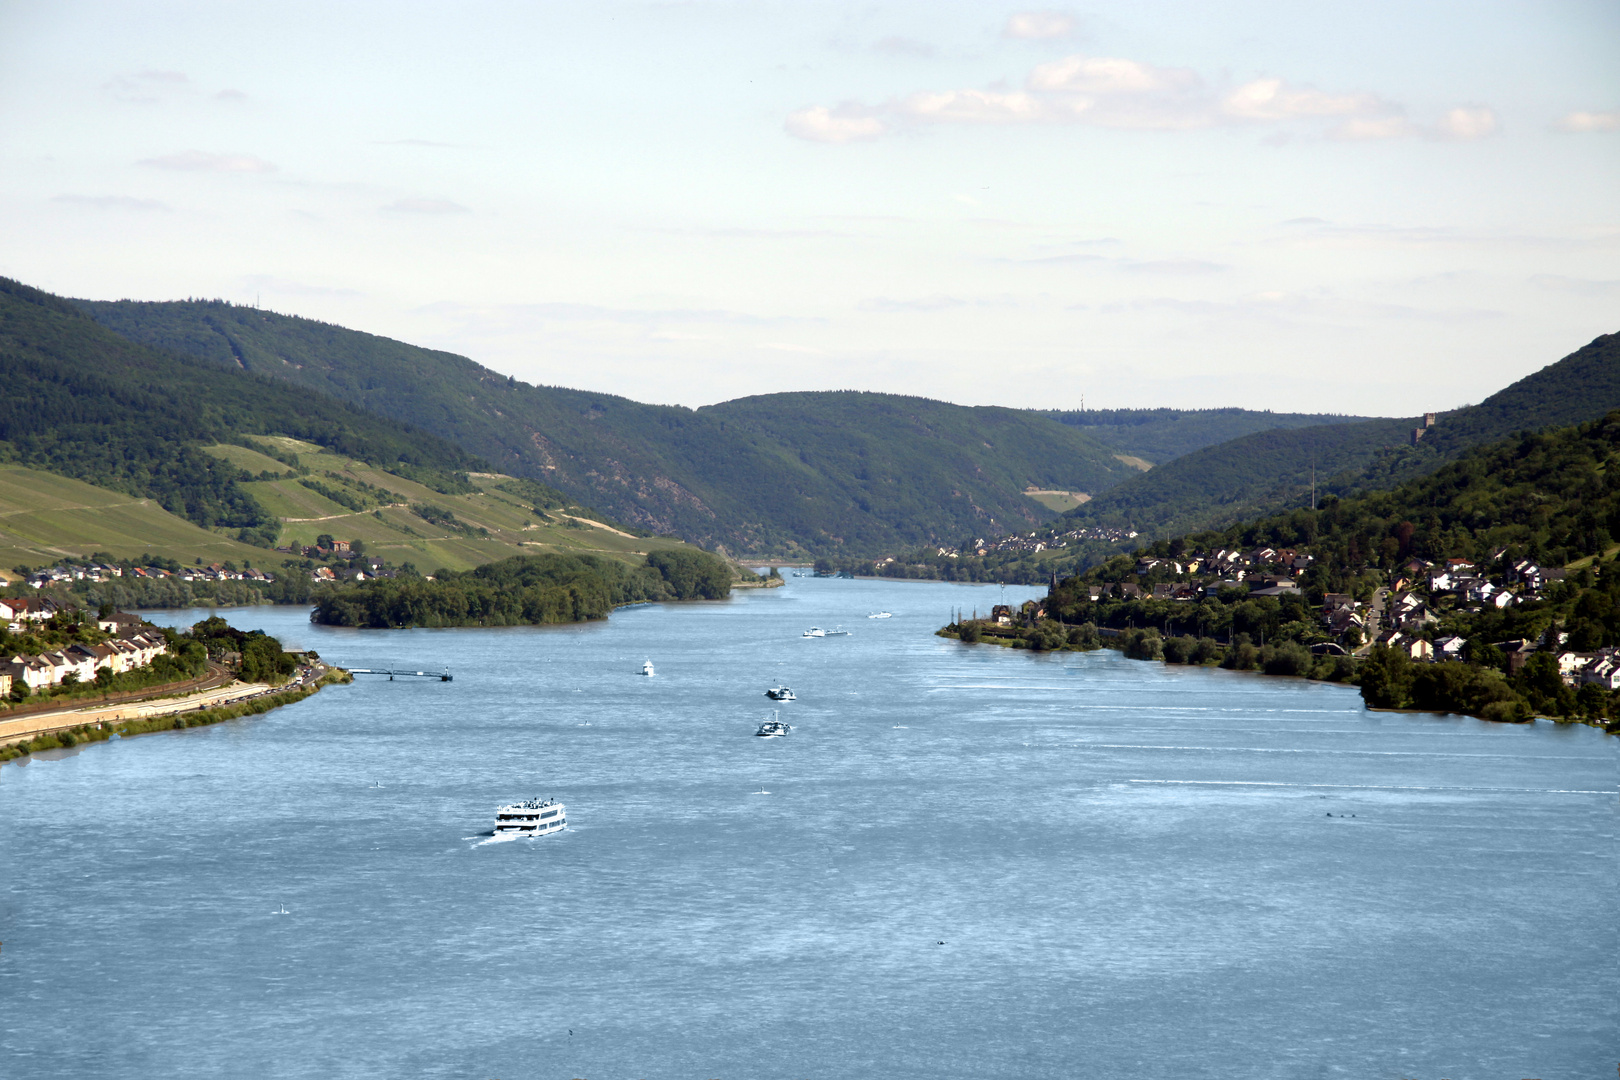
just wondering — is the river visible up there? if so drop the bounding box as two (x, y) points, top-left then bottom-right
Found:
(1, 576), (1613, 1078)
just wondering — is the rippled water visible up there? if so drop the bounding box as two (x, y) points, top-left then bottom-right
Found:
(1, 577), (1614, 1079)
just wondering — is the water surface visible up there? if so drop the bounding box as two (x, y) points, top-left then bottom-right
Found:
(2, 577), (1613, 1078)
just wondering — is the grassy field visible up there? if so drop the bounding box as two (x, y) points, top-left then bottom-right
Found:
(0, 466), (269, 568)
(1023, 489), (1092, 513)
(203, 441), (695, 573)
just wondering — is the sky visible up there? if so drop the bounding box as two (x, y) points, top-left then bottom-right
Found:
(2, 1), (1617, 414)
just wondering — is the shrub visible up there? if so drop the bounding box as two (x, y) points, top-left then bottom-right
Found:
(1123, 628), (1163, 661)
(1222, 643), (1260, 671)
(1262, 642), (1313, 677)
(1067, 623), (1099, 650)
(1161, 635), (1198, 664)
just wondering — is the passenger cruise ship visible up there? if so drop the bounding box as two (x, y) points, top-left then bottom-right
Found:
(494, 798), (567, 836)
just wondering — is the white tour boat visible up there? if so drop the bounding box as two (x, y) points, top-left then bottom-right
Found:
(824, 626), (852, 636)
(641, 659), (655, 676)
(756, 712), (791, 737)
(494, 798), (567, 837)
(765, 685), (796, 701)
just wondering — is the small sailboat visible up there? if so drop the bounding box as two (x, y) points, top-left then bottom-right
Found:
(272, 904), (289, 915)
(640, 659), (655, 676)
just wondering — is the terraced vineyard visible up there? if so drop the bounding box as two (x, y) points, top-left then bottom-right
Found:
(0, 466), (268, 570)
(202, 438), (693, 573)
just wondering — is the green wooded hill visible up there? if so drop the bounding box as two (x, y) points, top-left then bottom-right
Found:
(1056, 333), (1620, 541)
(0, 278), (482, 546)
(1040, 407), (1371, 464)
(1037, 409), (1620, 727)
(79, 298), (1140, 556)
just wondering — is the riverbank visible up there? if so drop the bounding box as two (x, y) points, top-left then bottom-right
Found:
(0, 665), (349, 764)
(937, 620), (1620, 735)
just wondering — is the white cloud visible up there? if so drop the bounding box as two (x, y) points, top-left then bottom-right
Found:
(52, 194), (170, 211)
(787, 54), (1479, 142)
(1554, 110), (1620, 133)
(139, 150), (277, 173)
(1222, 78), (1385, 121)
(1029, 55), (1189, 95)
(384, 198), (470, 214)
(1004, 12), (1077, 40)
(784, 105), (888, 143)
(1434, 105), (1499, 140)
(900, 88), (1043, 125)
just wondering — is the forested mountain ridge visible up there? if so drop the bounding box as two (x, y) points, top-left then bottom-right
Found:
(1040, 407), (1372, 464)
(79, 297), (1139, 555)
(1057, 333), (1620, 541)
(0, 278), (483, 546)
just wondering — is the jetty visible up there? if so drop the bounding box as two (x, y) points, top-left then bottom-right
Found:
(347, 668), (454, 682)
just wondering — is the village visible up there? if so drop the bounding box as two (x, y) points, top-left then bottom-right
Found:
(930, 524), (1140, 561)
(12, 535), (413, 593)
(19, 560), (277, 589)
(1039, 542), (1618, 693)
(0, 597), (170, 698)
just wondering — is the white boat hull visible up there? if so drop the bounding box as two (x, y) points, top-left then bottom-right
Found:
(495, 799), (567, 836)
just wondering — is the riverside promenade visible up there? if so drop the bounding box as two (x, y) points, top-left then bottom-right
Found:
(0, 663), (329, 751)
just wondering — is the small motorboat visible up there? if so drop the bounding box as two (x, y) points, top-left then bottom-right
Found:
(823, 626), (851, 636)
(755, 712), (791, 738)
(765, 686), (796, 701)
(803, 627), (826, 638)
(640, 659), (655, 676)
(868, 611), (893, 619)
